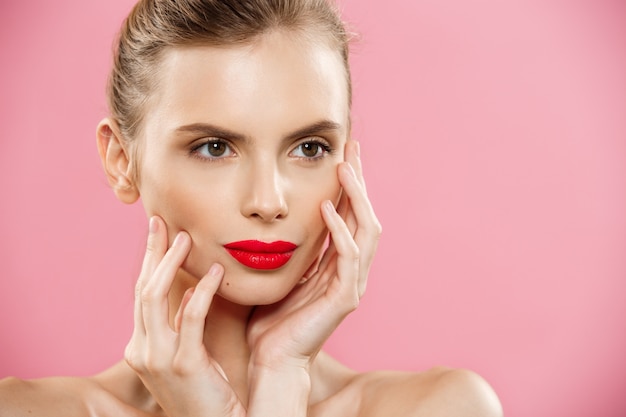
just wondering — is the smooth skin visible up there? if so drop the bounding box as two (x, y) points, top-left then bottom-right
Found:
(0, 30), (502, 417)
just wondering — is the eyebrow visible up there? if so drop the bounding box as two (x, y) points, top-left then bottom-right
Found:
(174, 123), (247, 142)
(173, 120), (343, 142)
(284, 120), (343, 141)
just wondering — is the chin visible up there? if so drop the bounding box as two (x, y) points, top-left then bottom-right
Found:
(217, 269), (301, 306)
(179, 256), (305, 306)
(218, 286), (292, 306)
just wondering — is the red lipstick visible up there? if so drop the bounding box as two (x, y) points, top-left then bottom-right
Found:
(224, 240), (297, 270)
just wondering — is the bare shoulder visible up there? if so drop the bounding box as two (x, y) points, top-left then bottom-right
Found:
(0, 364), (156, 417)
(0, 375), (93, 417)
(354, 367), (503, 417)
(311, 353), (502, 417)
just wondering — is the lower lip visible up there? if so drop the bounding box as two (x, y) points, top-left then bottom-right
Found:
(225, 249), (294, 270)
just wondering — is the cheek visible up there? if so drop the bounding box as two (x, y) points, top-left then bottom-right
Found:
(139, 168), (230, 245)
(292, 166), (342, 232)
(141, 177), (234, 279)
(141, 182), (192, 243)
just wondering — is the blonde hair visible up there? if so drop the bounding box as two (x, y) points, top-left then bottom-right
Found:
(107, 0), (353, 141)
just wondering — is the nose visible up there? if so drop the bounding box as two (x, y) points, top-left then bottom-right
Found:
(240, 160), (288, 222)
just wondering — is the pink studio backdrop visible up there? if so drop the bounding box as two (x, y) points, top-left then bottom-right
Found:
(1, 1), (624, 416)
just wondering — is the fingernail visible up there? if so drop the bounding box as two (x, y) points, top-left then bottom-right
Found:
(343, 162), (356, 178)
(354, 140), (360, 157)
(323, 200), (335, 214)
(209, 263), (223, 276)
(149, 217), (158, 234)
(172, 232), (186, 247)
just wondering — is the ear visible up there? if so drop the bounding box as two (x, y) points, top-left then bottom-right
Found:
(96, 118), (140, 204)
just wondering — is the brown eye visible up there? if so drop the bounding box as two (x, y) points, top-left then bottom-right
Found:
(301, 142), (320, 157)
(192, 139), (234, 160)
(207, 141), (227, 156)
(289, 140), (332, 160)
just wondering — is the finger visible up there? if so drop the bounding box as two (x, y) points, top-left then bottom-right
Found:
(139, 216), (169, 288)
(313, 251), (339, 299)
(142, 231), (192, 340)
(344, 140), (366, 190)
(178, 264), (223, 356)
(340, 140), (362, 236)
(315, 237), (338, 278)
(339, 162), (379, 237)
(315, 227), (338, 277)
(335, 188), (357, 237)
(338, 163), (382, 296)
(321, 200), (360, 312)
(132, 216), (169, 338)
(313, 195), (344, 276)
(335, 187), (348, 218)
(127, 216), (169, 369)
(174, 287), (195, 333)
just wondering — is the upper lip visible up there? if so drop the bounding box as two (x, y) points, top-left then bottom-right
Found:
(224, 240), (297, 253)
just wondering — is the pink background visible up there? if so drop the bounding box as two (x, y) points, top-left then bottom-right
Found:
(1, 1), (624, 416)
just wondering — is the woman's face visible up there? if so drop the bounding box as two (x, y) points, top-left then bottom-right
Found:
(133, 31), (349, 305)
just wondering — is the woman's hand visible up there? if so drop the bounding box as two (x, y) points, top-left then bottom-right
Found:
(124, 216), (245, 417)
(246, 139), (382, 372)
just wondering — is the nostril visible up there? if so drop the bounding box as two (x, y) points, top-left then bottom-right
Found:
(240, 173), (289, 221)
(245, 201), (288, 222)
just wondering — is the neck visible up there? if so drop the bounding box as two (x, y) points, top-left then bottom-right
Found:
(169, 268), (254, 404)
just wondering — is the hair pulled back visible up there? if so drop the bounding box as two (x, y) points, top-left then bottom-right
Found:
(107, 0), (352, 141)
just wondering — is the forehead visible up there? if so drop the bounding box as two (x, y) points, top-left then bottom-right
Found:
(143, 31), (349, 139)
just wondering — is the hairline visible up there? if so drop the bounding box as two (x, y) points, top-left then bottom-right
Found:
(131, 27), (350, 142)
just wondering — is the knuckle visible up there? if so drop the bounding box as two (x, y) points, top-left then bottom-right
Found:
(373, 220), (383, 236)
(139, 285), (157, 305)
(354, 251), (361, 263)
(348, 295), (360, 312)
(124, 339), (174, 376)
(124, 345), (145, 373)
(182, 305), (205, 324)
(358, 284), (367, 299)
(145, 233), (159, 255)
(171, 353), (193, 376)
(349, 244), (360, 263)
(340, 289), (360, 313)
(143, 353), (168, 375)
(124, 355), (138, 371)
(369, 218), (383, 238)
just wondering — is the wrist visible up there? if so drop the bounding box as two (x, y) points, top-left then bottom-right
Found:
(247, 365), (311, 417)
(249, 338), (317, 372)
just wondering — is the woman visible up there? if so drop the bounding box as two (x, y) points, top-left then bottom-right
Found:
(0, 0), (502, 415)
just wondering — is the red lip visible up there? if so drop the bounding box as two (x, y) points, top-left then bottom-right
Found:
(224, 240), (297, 270)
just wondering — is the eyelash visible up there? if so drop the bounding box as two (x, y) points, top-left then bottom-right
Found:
(190, 139), (235, 161)
(290, 139), (334, 161)
(189, 138), (335, 162)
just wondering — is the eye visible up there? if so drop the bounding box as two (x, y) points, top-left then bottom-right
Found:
(191, 139), (235, 160)
(290, 140), (332, 160)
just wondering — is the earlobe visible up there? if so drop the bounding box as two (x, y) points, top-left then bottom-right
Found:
(96, 118), (140, 204)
